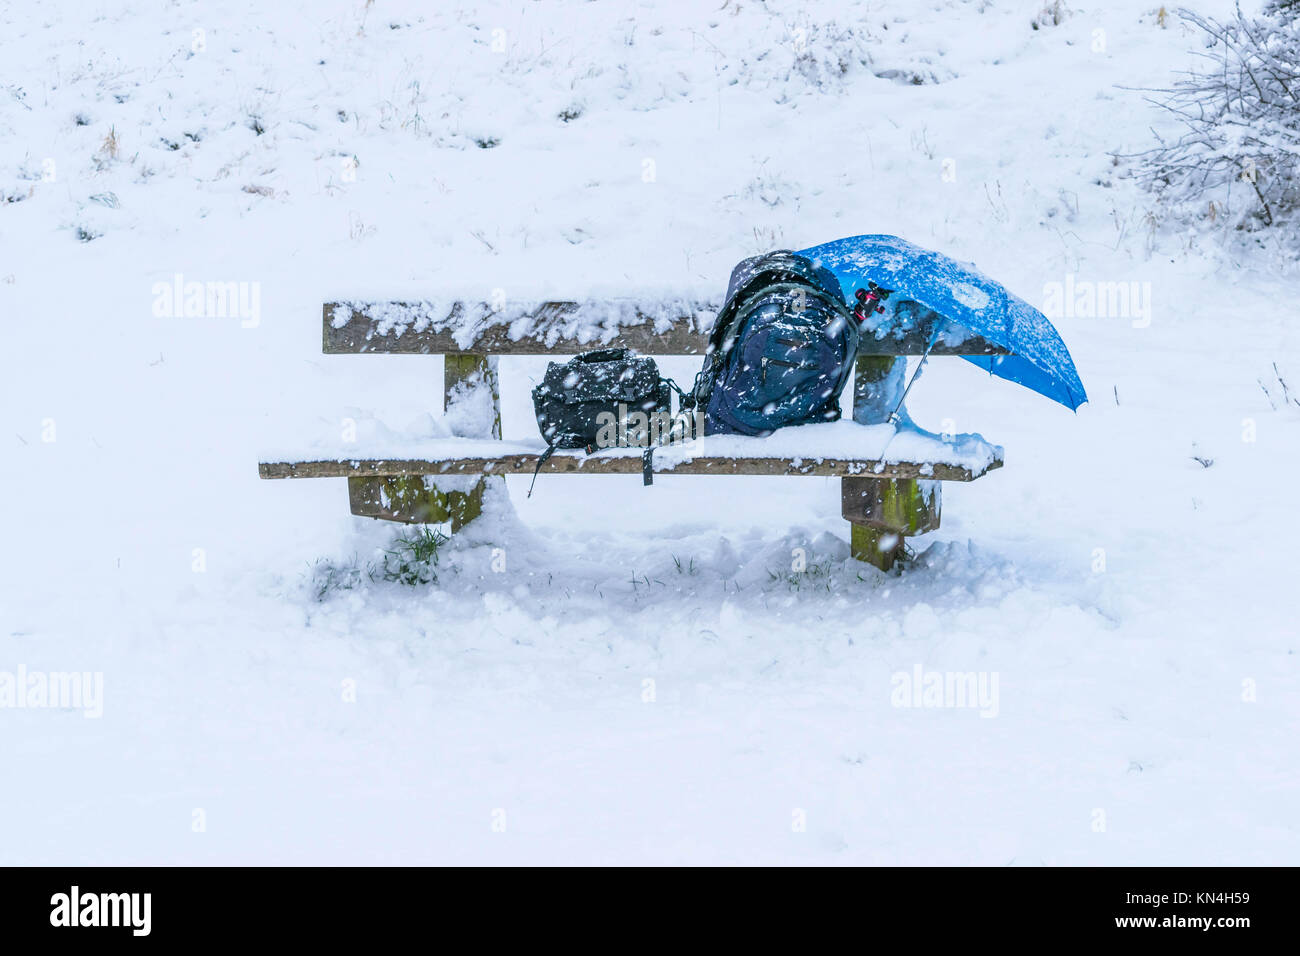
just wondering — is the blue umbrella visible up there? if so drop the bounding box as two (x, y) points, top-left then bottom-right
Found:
(797, 234), (1087, 410)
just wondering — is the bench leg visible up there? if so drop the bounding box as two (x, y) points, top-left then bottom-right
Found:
(847, 355), (940, 571)
(442, 352), (501, 529)
(843, 476), (941, 571)
(853, 355), (906, 425)
(850, 524), (905, 572)
(347, 353), (502, 532)
(347, 475), (484, 531)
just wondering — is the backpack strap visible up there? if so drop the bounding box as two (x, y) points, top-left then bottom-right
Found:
(528, 440), (614, 497)
(527, 443), (558, 498)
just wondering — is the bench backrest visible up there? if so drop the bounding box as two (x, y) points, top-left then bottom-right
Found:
(323, 301), (1012, 357)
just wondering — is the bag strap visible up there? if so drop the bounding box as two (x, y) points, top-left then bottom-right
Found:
(574, 347), (630, 364)
(529, 439), (611, 497)
(527, 443), (558, 498)
(661, 376), (689, 401)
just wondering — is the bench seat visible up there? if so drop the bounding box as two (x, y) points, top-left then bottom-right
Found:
(259, 425), (1003, 483)
(259, 448), (1001, 482)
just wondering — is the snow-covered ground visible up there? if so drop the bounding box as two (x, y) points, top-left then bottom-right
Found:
(2, 0), (1297, 864)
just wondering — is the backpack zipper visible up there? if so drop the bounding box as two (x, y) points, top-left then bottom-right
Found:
(761, 356), (817, 383)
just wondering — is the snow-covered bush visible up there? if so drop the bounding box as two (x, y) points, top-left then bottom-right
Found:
(1135, 4), (1300, 241)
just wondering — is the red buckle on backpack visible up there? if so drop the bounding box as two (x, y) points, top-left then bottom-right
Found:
(852, 283), (892, 322)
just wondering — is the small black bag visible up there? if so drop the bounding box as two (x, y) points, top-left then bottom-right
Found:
(529, 348), (673, 494)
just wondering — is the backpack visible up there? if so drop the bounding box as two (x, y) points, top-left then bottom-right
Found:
(529, 348), (676, 493)
(686, 251), (858, 437)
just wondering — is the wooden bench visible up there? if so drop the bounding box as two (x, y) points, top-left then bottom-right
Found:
(257, 299), (1008, 571)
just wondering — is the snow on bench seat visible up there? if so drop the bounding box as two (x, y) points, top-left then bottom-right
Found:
(259, 421), (1004, 483)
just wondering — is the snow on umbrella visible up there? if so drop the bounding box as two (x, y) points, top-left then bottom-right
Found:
(797, 234), (1088, 411)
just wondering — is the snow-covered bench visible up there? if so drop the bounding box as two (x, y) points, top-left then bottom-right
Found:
(257, 300), (1008, 570)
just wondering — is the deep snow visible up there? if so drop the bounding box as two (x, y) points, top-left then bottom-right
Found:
(2, 0), (1298, 864)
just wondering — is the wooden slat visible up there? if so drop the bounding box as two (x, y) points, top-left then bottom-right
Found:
(322, 301), (1013, 357)
(323, 302), (713, 355)
(259, 453), (1001, 483)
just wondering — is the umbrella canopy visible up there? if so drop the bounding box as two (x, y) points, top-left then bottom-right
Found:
(797, 234), (1087, 410)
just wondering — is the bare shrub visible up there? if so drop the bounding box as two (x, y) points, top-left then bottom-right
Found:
(1132, 5), (1300, 237)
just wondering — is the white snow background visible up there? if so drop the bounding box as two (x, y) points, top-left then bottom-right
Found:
(1, 0), (1297, 864)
